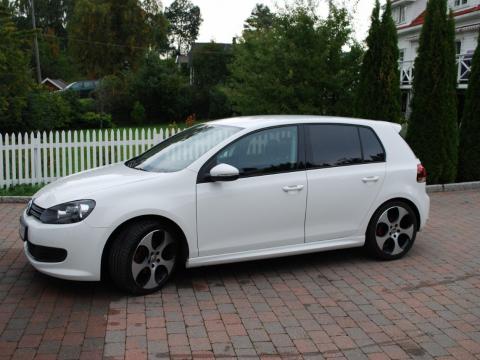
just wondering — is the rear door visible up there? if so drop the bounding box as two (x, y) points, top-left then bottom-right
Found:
(305, 124), (386, 242)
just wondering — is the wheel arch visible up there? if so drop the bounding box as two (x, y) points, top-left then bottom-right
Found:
(101, 215), (190, 280)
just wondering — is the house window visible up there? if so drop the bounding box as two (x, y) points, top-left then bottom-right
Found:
(454, 0), (467, 6)
(456, 41), (462, 55)
(399, 49), (405, 62)
(396, 6), (406, 24)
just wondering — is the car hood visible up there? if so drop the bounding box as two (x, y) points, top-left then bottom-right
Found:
(33, 163), (159, 208)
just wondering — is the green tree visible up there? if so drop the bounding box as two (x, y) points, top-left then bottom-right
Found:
(226, 3), (360, 116)
(244, 4), (275, 32)
(165, 0), (202, 54)
(378, 0), (401, 122)
(356, 0), (381, 120)
(11, 0), (79, 81)
(406, 0), (458, 184)
(12, 0), (74, 37)
(458, 33), (480, 181)
(95, 74), (133, 124)
(68, 0), (149, 78)
(130, 52), (190, 122)
(38, 30), (79, 81)
(190, 42), (233, 118)
(141, 0), (170, 53)
(356, 0), (400, 122)
(0, 3), (33, 133)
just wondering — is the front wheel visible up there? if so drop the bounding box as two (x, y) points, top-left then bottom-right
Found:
(365, 201), (418, 260)
(108, 220), (179, 294)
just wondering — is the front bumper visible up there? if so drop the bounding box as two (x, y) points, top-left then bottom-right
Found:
(21, 210), (109, 281)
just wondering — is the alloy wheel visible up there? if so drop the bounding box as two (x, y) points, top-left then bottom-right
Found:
(131, 230), (177, 289)
(375, 206), (415, 256)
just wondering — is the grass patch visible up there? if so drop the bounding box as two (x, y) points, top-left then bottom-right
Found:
(0, 184), (44, 197)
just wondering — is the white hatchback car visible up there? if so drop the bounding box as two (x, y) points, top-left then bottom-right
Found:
(20, 116), (429, 294)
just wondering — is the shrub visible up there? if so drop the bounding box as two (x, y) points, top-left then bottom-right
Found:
(24, 90), (72, 131)
(94, 74), (133, 125)
(77, 112), (114, 129)
(131, 101), (146, 125)
(209, 87), (232, 119)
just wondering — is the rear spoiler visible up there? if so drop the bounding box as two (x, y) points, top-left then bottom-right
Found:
(390, 123), (402, 133)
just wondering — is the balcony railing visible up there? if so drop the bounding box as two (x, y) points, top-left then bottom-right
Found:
(399, 53), (473, 87)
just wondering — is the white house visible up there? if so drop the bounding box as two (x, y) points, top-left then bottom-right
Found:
(393, 0), (480, 117)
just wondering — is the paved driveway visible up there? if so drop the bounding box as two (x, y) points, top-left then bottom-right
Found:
(0, 191), (479, 360)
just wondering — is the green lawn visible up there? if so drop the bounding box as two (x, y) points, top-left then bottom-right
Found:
(0, 184), (43, 197)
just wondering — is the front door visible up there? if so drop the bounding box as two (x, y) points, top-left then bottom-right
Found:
(196, 126), (307, 256)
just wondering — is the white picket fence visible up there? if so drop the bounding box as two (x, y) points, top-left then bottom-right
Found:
(0, 128), (182, 189)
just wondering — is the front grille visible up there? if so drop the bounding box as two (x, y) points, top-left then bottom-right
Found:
(28, 202), (45, 220)
(27, 241), (67, 263)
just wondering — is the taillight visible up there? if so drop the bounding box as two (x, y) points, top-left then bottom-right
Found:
(417, 164), (427, 183)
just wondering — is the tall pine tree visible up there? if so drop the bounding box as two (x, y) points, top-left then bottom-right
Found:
(458, 32), (480, 181)
(356, 0), (381, 119)
(378, 0), (401, 123)
(406, 0), (458, 184)
(356, 0), (401, 122)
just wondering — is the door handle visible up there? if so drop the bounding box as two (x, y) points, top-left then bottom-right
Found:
(362, 176), (380, 183)
(282, 185), (304, 192)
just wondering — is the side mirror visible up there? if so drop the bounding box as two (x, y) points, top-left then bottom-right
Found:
(209, 163), (240, 182)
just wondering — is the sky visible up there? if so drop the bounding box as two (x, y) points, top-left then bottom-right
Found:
(162, 0), (381, 44)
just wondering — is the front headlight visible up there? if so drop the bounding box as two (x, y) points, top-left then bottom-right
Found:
(40, 200), (96, 224)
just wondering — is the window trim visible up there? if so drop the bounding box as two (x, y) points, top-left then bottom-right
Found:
(303, 123), (386, 172)
(197, 124), (306, 183)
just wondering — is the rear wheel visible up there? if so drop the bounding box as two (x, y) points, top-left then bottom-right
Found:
(365, 201), (418, 260)
(109, 219), (179, 294)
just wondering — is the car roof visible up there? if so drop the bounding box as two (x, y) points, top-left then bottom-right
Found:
(210, 115), (401, 132)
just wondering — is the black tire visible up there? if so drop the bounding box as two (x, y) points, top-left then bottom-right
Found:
(108, 219), (179, 295)
(365, 201), (418, 260)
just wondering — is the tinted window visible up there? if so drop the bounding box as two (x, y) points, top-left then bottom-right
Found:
(359, 127), (385, 163)
(213, 126), (298, 177)
(306, 125), (362, 168)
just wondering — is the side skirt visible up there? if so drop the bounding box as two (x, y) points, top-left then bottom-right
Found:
(186, 236), (365, 268)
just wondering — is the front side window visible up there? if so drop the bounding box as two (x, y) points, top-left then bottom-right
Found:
(127, 124), (241, 172)
(211, 126), (299, 177)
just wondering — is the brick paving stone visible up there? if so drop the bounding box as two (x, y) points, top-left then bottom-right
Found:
(1, 190), (480, 359)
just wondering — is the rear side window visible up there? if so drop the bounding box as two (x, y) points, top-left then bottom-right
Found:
(306, 125), (363, 168)
(359, 127), (385, 163)
(306, 124), (386, 169)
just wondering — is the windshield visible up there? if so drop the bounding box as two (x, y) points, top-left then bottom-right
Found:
(126, 124), (242, 173)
